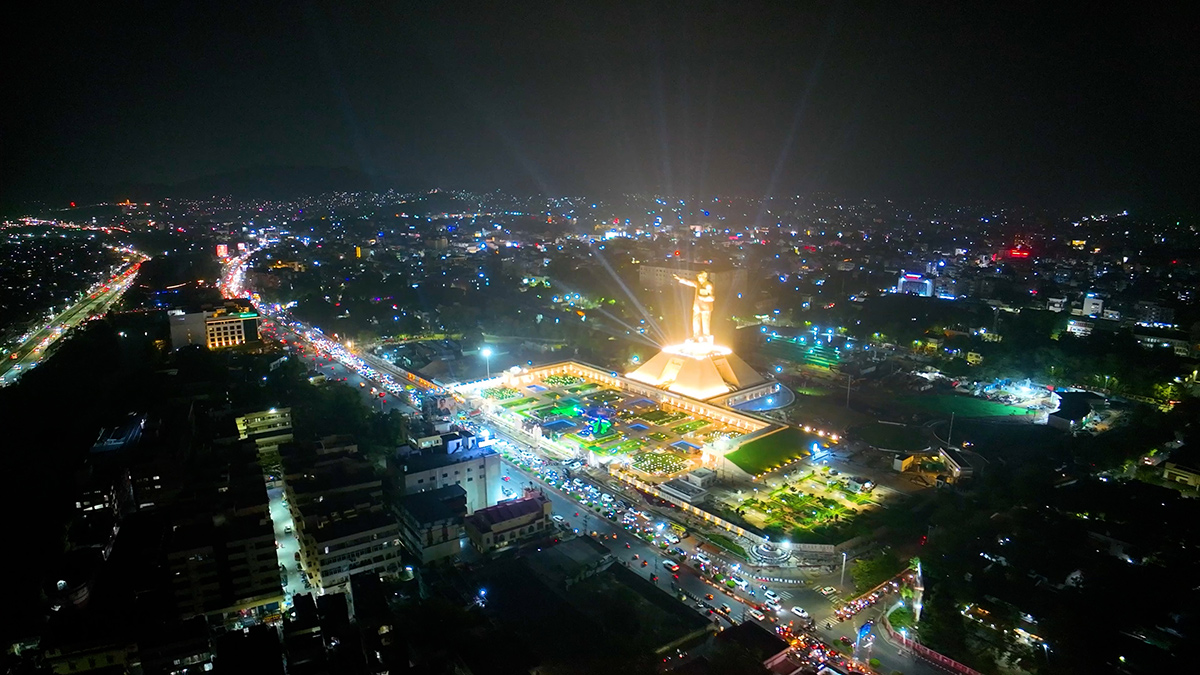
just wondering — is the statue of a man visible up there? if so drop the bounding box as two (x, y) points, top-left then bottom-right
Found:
(674, 270), (714, 341)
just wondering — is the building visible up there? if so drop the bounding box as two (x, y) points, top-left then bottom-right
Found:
(396, 485), (467, 562)
(235, 408), (293, 444)
(627, 341), (767, 401)
(896, 272), (933, 297)
(168, 299), (260, 350)
(166, 512), (283, 623)
(713, 621), (790, 671)
(1163, 462), (1200, 490)
(523, 536), (615, 589)
(1135, 300), (1175, 326)
(1082, 294), (1103, 317)
(396, 440), (502, 514)
(297, 495), (403, 590)
(658, 468), (716, 504)
(464, 490), (552, 554)
(938, 447), (975, 483)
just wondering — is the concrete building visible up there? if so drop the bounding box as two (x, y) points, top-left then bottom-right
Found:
(897, 272), (933, 297)
(396, 441), (502, 514)
(464, 490), (552, 554)
(235, 408), (293, 444)
(1135, 300), (1175, 326)
(396, 485), (467, 562)
(166, 512), (283, 623)
(1082, 294), (1103, 317)
(297, 495), (403, 590)
(659, 468), (716, 504)
(1163, 462), (1200, 490)
(169, 299), (260, 350)
(524, 536), (615, 589)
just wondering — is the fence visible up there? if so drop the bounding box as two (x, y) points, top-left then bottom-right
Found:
(881, 613), (983, 675)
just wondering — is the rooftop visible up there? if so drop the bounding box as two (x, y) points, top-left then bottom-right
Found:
(466, 493), (548, 532)
(398, 485), (467, 525)
(401, 445), (497, 474)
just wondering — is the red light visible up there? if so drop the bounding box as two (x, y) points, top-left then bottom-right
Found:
(70, 201), (76, 208)
(1008, 248), (1030, 258)
(674, 250), (680, 256)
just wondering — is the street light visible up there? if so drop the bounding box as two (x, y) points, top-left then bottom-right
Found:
(840, 551), (848, 588)
(481, 347), (493, 379)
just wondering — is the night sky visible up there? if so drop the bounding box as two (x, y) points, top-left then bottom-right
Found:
(5, 1), (1197, 210)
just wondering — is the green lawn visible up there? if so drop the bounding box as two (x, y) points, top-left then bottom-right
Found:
(587, 390), (623, 404)
(899, 394), (1032, 418)
(672, 419), (711, 434)
(705, 533), (748, 559)
(500, 397), (539, 409)
(724, 426), (823, 476)
(852, 421), (929, 451)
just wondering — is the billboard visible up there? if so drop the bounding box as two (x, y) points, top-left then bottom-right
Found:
(216, 244), (229, 258)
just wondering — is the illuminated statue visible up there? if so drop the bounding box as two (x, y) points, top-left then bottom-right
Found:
(674, 271), (714, 342)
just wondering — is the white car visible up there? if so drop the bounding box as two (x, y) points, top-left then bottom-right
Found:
(695, 553), (711, 565)
(662, 560), (680, 572)
(552, 514), (565, 523)
(748, 608), (766, 621)
(732, 576), (748, 589)
(764, 589), (780, 602)
(791, 606), (809, 618)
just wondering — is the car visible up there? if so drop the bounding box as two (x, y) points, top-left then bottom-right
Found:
(732, 576), (748, 589)
(663, 560), (680, 572)
(765, 598), (781, 611)
(705, 594), (714, 600)
(641, 560), (648, 567)
(765, 589), (780, 601)
(551, 514), (564, 523)
(695, 553), (712, 565)
(791, 606), (810, 618)
(720, 604), (733, 614)
(748, 608), (766, 621)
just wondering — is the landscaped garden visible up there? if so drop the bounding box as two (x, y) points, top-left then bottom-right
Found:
(631, 450), (688, 475)
(500, 397), (539, 409)
(544, 374), (585, 386)
(636, 409), (689, 425)
(672, 419), (710, 434)
(482, 386), (522, 400)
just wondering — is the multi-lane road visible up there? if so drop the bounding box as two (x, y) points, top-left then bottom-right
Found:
(1, 258), (143, 385)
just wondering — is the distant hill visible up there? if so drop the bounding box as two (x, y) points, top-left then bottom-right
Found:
(3, 166), (389, 214)
(164, 165), (378, 199)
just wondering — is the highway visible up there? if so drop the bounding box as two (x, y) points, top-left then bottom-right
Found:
(1, 258), (143, 385)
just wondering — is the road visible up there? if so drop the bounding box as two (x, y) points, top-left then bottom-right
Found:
(0, 259), (142, 385)
(259, 320), (419, 415)
(493, 439), (939, 675)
